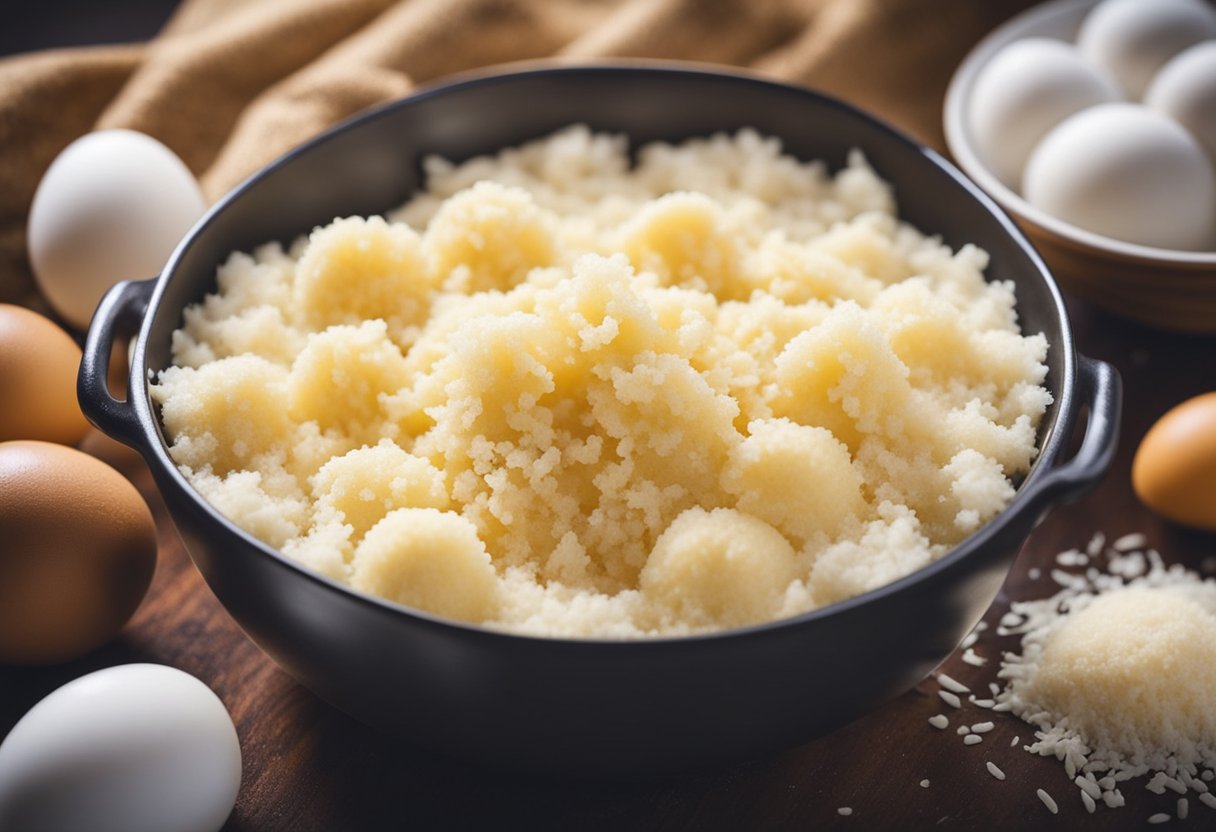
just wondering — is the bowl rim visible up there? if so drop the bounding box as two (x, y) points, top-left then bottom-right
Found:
(943, 0), (1216, 267)
(134, 61), (1080, 649)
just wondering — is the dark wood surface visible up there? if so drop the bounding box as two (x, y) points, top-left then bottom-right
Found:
(2, 282), (1214, 832)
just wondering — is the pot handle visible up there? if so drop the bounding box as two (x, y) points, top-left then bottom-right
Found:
(1022, 354), (1122, 514)
(78, 278), (156, 449)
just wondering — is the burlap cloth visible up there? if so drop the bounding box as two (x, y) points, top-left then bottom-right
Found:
(0, 0), (1037, 314)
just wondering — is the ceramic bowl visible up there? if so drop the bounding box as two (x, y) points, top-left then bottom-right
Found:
(944, 0), (1216, 333)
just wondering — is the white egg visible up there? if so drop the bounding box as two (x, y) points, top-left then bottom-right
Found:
(967, 37), (1121, 189)
(1145, 40), (1216, 164)
(1077, 0), (1216, 99)
(1023, 102), (1216, 251)
(27, 130), (206, 330)
(0, 664), (241, 832)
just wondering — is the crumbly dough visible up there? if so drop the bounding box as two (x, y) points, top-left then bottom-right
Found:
(152, 126), (1051, 637)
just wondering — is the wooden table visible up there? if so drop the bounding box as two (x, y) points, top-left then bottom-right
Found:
(2, 292), (1214, 832)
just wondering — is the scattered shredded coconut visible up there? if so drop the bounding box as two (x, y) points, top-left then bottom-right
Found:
(962, 647), (987, 666)
(1113, 533), (1147, 552)
(1148, 772), (1171, 794)
(1082, 790), (1097, 813)
(929, 714), (949, 729)
(1162, 776), (1186, 795)
(1109, 552), (1149, 579)
(1055, 549), (1088, 567)
(1049, 568), (1086, 589)
(987, 761), (1006, 780)
(937, 673), (971, 694)
(1086, 533), (1106, 557)
(939, 690), (963, 709)
(961, 621), (987, 650)
(1076, 775), (1102, 800)
(837, 807), (853, 816)
(923, 533), (1216, 821)
(920, 779), (931, 788)
(929, 536), (1215, 821)
(996, 542), (1216, 816)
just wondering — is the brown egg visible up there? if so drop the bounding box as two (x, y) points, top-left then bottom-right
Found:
(0, 440), (157, 665)
(0, 304), (90, 444)
(1132, 392), (1216, 532)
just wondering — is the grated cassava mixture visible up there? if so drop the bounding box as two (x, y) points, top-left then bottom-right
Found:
(926, 534), (1216, 822)
(151, 126), (1051, 637)
(998, 539), (1216, 813)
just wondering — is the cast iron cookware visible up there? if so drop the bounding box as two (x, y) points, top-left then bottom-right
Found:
(80, 65), (1120, 777)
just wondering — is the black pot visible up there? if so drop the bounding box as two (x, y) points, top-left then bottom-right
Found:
(79, 64), (1120, 778)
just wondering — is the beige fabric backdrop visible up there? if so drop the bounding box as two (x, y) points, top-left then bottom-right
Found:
(0, 0), (1035, 313)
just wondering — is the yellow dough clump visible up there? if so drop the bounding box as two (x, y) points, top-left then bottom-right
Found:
(152, 126), (1051, 637)
(294, 215), (434, 343)
(640, 507), (797, 630)
(352, 508), (497, 624)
